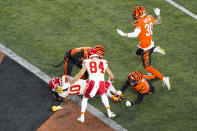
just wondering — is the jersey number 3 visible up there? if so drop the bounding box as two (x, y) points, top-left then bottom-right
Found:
(145, 22), (153, 36)
(89, 61), (104, 73)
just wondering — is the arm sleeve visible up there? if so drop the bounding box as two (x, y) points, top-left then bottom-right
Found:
(130, 93), (146, 105)
(125, 27), (141, 38)
(120, 80), (130, 93)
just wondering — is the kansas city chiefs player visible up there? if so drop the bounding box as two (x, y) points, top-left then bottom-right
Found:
(66, 48), (116, 123)
(49, 75), (120, 102)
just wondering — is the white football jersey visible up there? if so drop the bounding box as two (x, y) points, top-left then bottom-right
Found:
(83, 58), (108, 81)
(59, 76), (88, 97)
(58, 76), (116, 98)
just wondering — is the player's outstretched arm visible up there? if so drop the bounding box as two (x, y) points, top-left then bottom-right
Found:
(126, 93), (145, 107)
(116, 27), (140, 38)
(154, 8), (162, 25)
(70, 65), (86, 85)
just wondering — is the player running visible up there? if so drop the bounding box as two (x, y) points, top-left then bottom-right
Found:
(116, 71), (157, 106)
(66, 48), (116, 123)
(116, 6), (170, 90)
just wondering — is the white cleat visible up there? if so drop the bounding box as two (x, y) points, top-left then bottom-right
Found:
(163, 77), (171, 90)
(77, 116), (84, 123)
(154, 46), (166, 55)
(108, 112), (116, 118)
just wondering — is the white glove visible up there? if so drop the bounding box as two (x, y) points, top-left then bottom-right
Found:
(61, 83), (70, 90)
(117, 29), (125, 36)
(117, 90), (122, 95)
(126, 101), (131, 107)
(154, 8), (160, 16)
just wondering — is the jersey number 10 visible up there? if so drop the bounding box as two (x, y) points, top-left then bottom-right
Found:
(89, 61), (104, 73)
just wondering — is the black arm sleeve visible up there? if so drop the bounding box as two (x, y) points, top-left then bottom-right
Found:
(131, 93), (146, 105)
(120, 80), (130, 93)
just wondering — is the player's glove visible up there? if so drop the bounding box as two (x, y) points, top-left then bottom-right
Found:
(126, 101), (134, 107)
(117, 90), (122, 95)
(154, 8), (160, 16)
(117, 29), (125, 36)
(57, 86), (63, 93)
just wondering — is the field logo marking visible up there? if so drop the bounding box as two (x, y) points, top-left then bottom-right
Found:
(165, 0), (197, 20)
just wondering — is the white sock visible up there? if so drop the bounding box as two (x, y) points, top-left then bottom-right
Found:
(81, 96), (88, 113)
(101, 94), (111, 113)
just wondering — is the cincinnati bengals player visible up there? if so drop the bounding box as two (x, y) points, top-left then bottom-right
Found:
(116, 6), (170, 90)
(117, 71), (156, 106)
(67, 48), (116, 123)
(55, 45), (105, 82)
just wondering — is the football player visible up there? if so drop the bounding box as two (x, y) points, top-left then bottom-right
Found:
(117, 71), (156, 106)
(116, 6), (171, 90)
(49, 75), (120, 103)
(55, 45), (105, 82)
(67, 48), (116, 123)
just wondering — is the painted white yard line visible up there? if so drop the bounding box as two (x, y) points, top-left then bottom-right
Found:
(165, 0), (197, 20)
(0, 43), (127, 131)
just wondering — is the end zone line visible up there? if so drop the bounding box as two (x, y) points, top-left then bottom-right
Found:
(165, 0), (197, 20)
(0, 43), (127, 131)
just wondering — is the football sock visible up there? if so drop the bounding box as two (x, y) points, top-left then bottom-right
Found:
(143, 75), (156, 80)
(101, 94), (110, 109)
(145, 66), (164, 80)
(81, 96), (88, 113)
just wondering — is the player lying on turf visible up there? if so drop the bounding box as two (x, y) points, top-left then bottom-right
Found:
(116, 71), (158, 107)
(49, 75), (121, 107)
(116, 6), (171, 90)
(66, 48), (116, 123)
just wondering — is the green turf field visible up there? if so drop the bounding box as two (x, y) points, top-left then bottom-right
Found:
(0, 0), (196, 130)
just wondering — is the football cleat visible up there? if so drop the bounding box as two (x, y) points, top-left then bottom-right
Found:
(154, 46), (166, 55)
(110, 95), (121, 103)
(77, 116), (84, 123)
(118, 94), (125, 99)
(107, 112), (116, 118)
(52, 106), (63, 112)
(163, 77), (171, 90)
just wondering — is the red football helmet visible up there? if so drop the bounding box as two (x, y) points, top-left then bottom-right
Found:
(132, 6), (146, 20)
(49, 77), (61, 89)
(88, 48), (99, 58)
